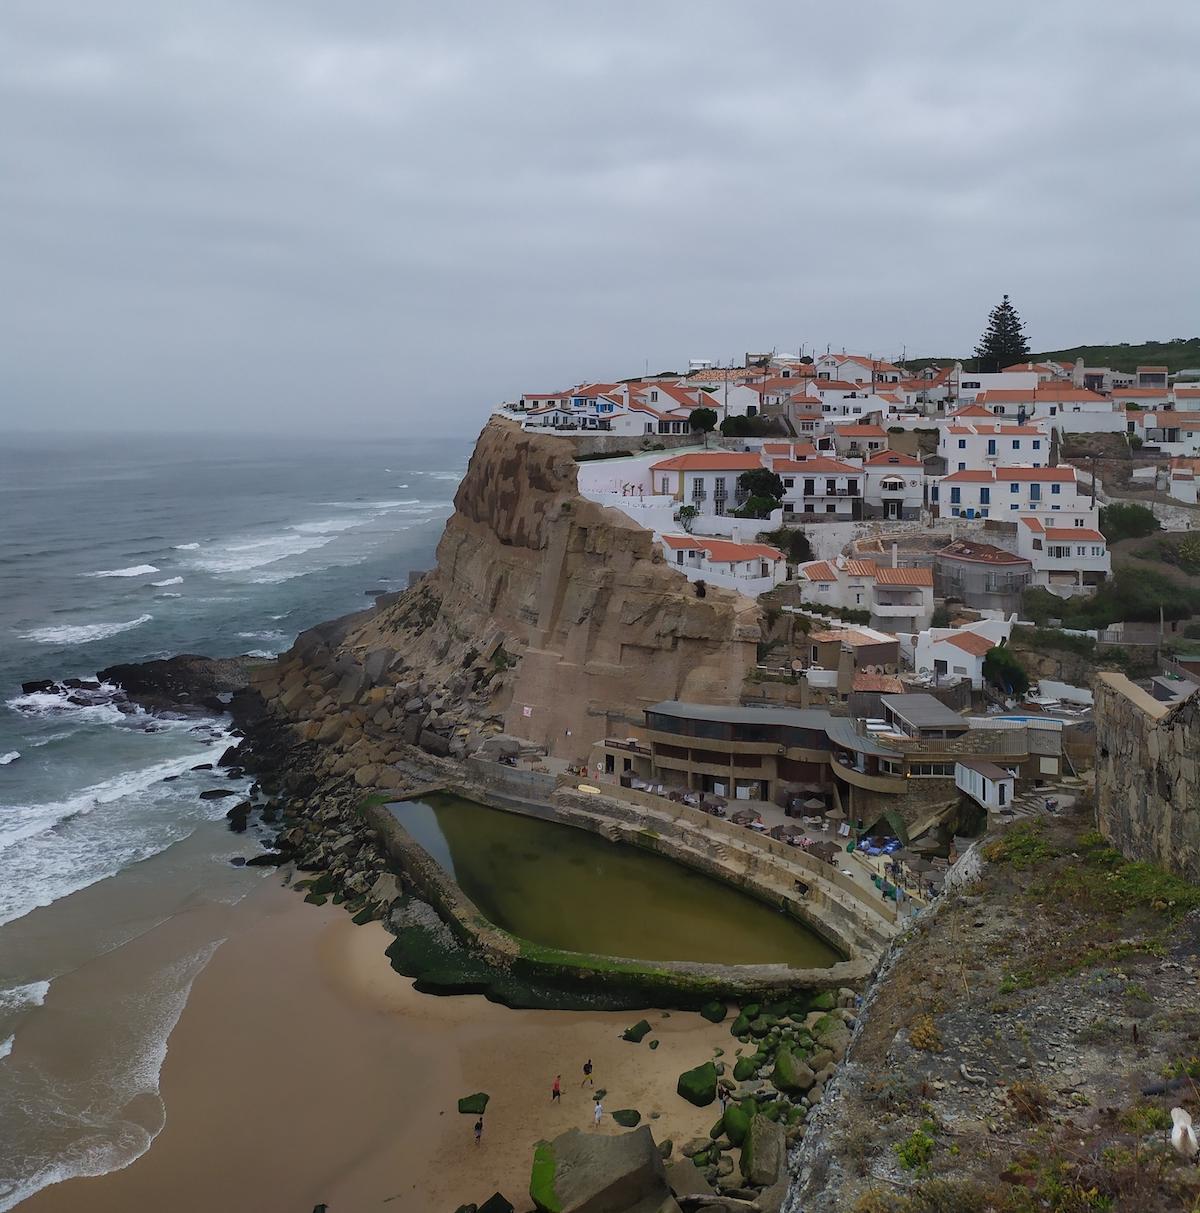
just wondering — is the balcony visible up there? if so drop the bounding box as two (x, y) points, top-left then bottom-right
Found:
(870, 602), (923, 618)
(691, 490), (707, 502)
(830, 757), (907, 793)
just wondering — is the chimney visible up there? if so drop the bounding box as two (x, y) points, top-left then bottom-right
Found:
(891, 542), (899, 569)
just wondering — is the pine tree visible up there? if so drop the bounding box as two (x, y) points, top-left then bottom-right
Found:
(974, 294), (1030, 372)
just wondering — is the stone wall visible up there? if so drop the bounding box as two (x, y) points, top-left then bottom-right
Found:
(1094, 671), (1200, 881)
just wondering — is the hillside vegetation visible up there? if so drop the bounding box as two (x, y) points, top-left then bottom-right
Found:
(902, 337), (1200, 375)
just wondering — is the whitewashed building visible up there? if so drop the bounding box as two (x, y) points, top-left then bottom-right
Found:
(659, 535), (787, 597)
(938, 422), (1049, 471)
(1016, 517), (1111, 594)
(932, 466), (1093, 521)
(862, 450), (925, 520)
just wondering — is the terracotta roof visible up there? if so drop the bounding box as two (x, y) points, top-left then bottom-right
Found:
(1137, 365), (1169, 373)
(782, 455), (860, 474)
(943, 631), (996, 657)
(809, 628), (892, 647)
(800, 561), (838, 582)
(813, 379), (868, 392)
(865, 450), (922, 467)
(937, 541), (1030, 566)
(834, 424), (888, 437)
(939, 469), (996, 483)
(649, 452), (763, 472)
(1044, 528), (1104, 542)
(1174, 388), (1200, 398)
(661, 535), (784, 562)
(948, 404), (996, 418)
(1112, 387), (1171, 397)
(852, 672), (904, 694)
(1020, 517), (1044, 532)
(874, 566), (933, 587)
(946, 423), (1045, 436)
(842, 559), (878, 577)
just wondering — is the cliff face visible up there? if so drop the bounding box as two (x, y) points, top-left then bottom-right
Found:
(256, 418), (759, 773)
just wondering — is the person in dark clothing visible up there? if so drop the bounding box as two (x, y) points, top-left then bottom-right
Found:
(581, 1058), (594, 1087)
(551, 1074), (562, 1101)
(474, 1117), (483, 1145)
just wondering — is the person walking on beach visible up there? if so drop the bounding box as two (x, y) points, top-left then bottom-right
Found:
(581, 1058), (594, 1087)
(551, 1075), (561, 1102)
(474, 1117), (483, 1146)
(593, 1098), (603, 1127)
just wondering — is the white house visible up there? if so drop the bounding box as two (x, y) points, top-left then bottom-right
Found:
(1016, 517), (1110, 595)
(649, 452), (765, 515)
(932, 466), (1093, 521)
(777, 455), (864, 519)
(955, 370), (1038, 403)
(796, 557), (935, 632)
(813, 353), (903, 386)
(975, 386), (1125, 433)
(938, 422), (1049, 471)
(913, 617), (1013, 689)
(862, 450), (925, 520)
(1168, 457), (1200, 504)
(659, 534), (787, 597)
(1130, 410), (1200, 457)
(955, 759), (1016, 812)
(832, 424), (889, 459)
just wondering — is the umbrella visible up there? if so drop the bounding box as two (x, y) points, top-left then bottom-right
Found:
(907, 856), (934, 873)
(804, 797), (826, 810)
(704, 794), (728, 807)
(824, 807), (846, 820)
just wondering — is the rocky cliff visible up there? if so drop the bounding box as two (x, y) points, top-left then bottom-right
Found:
(253, 417), (760, 777)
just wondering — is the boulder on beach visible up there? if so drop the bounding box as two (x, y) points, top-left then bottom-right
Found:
(622, 1019), (652, 1043)
(477, 1196), (514, 1213)
(458, 1093), (489, 1115)
(611, 1109), (641, 1127)
(772, 1045), (815, 1095)
(741, 1114), (786, 1187)
(676, 1061), (717, 1107)
(699, 1000), (727, 1024)
(529, 1126), (669, 1213)
(225, 801), (251, 832)
(199, 788), (237, 801)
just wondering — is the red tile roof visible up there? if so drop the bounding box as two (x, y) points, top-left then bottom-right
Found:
(661, 535), (784, 562)
(852, 672), (904, 694)
(834, 424), (888, 437)
(943, 631), (996, 657)
(800, 561), (838, 582)
(874, 566), (933, 587)
(1044, 528), (1104, 542)
(939, 469), (996, 483)
(649, 452), (763, 472)
(865, 450), (922, 467)
(937, 540), (1030, 566)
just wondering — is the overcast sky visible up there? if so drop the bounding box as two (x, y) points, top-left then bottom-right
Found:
(2, 2), (1197, 435)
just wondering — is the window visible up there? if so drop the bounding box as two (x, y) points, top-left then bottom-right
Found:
(804, 478), (815, 496)
(958, 439), (966, 449)
(826, 479), (837, 494)
(825, 504), (836, 513)
(1012, 440), (1020, 450)
(816, 581), (827, 592)
(1074, 517), (1084, 527)
(782, 477), (793, 489)
(1092, 546), (1104, 556)
(1033, 440), (1041, 450)
(980, 487), (990, 504)
(676, 551), (684, 565)
(1076, 546), (1087, 557)
(987, 439), (996, 455)
(661, 476), (670, 493)
(803, 503), (814, 513)
(1030, 484), (1041, 500)
(649, 390), (658, 402)
(958, 462), (966, 471)
(930, 486), (939, 502)
(1010, 483), (1018, 493)
(1049, 544), (1071, 558)
(1051, 483), (1061, 495)
(950, 487), (961, 504)
(963, 380), (980, 389)
(846, 480), (858, 495)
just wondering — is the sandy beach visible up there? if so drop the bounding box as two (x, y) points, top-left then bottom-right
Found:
(20, 879), (733, 1213)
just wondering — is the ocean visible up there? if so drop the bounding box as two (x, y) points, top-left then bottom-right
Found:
(0, 430), (468, 1207)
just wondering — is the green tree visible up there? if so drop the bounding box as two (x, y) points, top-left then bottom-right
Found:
(689, 407), (718, 446)
(737, 468), (784, 501)
(719, 415), (753, 437)
(974, 294), (1030, 372)
(734, 495), (779, 520)
(1099, 502), (1159, 544)
(676, 504), (698, 533)
(983, 645), (1029, 696)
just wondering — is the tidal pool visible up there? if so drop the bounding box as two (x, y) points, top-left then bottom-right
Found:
(390, 793), (842, 968)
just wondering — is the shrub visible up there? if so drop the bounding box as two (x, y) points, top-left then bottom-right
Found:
(676, 504), (698, 533)
(761, 527), (813, 564)
(908, 1014), (942, 1053)
(689, 407), (718, 435)
(738, 467), (785, 501)
(1099, 501), (1159, 544)
(720, 415), (752, 437)
(1008, 1080), (1050, 1122)
(734, 495), (780, 519)
(930, 605), (951, 628)
(983, 643), (1029, 695)
(894, 1123), (936, 1171)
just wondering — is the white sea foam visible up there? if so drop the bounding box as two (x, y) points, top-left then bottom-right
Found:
(290, 518), (360, 535)
(319, 498), (421, 510)
(0, 980), (50, 1015)
(149, 576), (183, 587)
(158, 592), (182, 598)
(84, 564), (159, 579)
(172, 542), (200, 550)
(18, 615), (153, 646)
(236, 629), (287, 643)
(7, 683), (128, 726)
(0, 1035), (12, 1061)
(427, 471), (465, 481)
(0, 752), (19, 766)
(0, 943), (222, 1211)
(185, 533), (335, 575)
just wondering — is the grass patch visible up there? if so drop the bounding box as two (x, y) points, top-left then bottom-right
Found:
(983, 821), (1057, 870)
(894, 1122), (937, 1173)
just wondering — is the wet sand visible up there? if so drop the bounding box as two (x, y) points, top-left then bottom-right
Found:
(21, 881), (732, 1213)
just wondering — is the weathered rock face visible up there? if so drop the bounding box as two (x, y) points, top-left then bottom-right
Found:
(255, 418), (759, 767)
(1094, 671), (1200, 880)
(530, 1125), (671, 1213)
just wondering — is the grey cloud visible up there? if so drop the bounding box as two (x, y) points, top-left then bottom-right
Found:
(1, 0), (1198, 433)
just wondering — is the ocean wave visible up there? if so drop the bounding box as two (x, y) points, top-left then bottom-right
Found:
(0, 943), (222, 1211)
(0, 1036), (11, 1061)
(318, 498), (421, 510)
(157, 592), (183, 598)
(84, 565), (159, 579)
(426, 471), (465, 481)
(17, 615), (154, 646)
(236, 629), (287, 643)
(7, 683), (128, 727)
(290, 518), (361, 535)
(185, 533), (335, 575)
(149, 576), (183, 587)
(0, 980), (50, 1015)
(172, 542), (200, 550)
(0, 752), (19, 767)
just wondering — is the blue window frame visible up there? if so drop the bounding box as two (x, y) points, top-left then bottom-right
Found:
(980, 487), (990, 504)
(950, 487), (961, 504)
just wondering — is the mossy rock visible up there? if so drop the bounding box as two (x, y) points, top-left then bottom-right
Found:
(700, 1000), (728, 1024)
(787, 1105), (807, 1125)
(733, 1055), (761, 1082)
(748, 1016), (778, 1038)
(529, 1140), (557, 1212)
(722, 1105), (751, 1146)
(303, 892), (328, 906)
(709, 1116), (725, 1139)
(808, 990), (836, 1012)
(351, 904), (379, 925)
(691, 1149), (710, 1169)
(811, 1014), (838, 1037)
(478, 1198), (514, 1213)
(713, 1047), (724, 1057)
(730, 1013), (752, 1037)
(458, 1092), (490, 1115)
(648, 1039), (659, 1050)
(309, 872), (337, 896)
(741, 1003), (761, 1019)
(772, 1047), (815, 1096)
(622, 1018), (652, 1043)
(658, 1138), (673, 1159)
(677, 1061), (718, 1107)
(611, 1109), (641, 1128)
